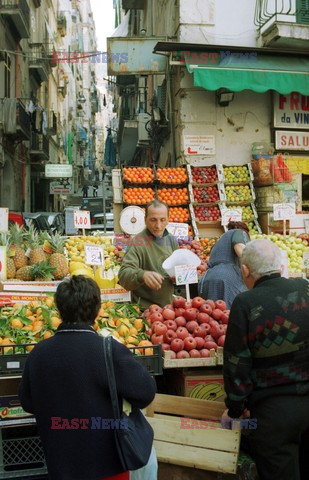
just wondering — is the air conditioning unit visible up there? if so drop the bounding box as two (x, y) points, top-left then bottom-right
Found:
(137, 113), (151, 144)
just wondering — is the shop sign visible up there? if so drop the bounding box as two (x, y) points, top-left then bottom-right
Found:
(45, 164), (73, 178)
(73, 210), (91, 229)
(0, 247), (7, 281)
(273, 203), (296, 221)
(84, 244), (104, 266)
(0, 208), (8, 232)
(50, 180), (74, 194)
(184, 135), (215, 155)
(167, 222), (189, 238)
(274, 93), (309, 129)
(175, 264), (198, 285)
(221, 208), (242, 226)
(275, 131), (309, 151)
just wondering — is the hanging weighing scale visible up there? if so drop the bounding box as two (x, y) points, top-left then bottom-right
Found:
(119, 206), (146, 235)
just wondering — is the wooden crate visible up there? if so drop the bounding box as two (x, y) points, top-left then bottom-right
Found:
(146, 394), (241, 475)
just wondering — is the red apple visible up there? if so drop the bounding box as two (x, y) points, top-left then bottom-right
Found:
(193, 325), (206, 337)
(196, 312), (211, 324)
(220, 312), (229, 324)
(176, 327), (190, 340)
(217, 335), (226, 347)
(205, 334), (215, 343)
(200, 349), (211, 358)
(215, 300), (227, 311)
(161, 343), (171, 351)
(176, 350), (190, 359)
(144, 309), (150, 318)
(186, 320), (199, 333)
(217, 324), (226, 337)
(154, 323), (167, 336)
(191, 296), (206, 309)
(175, 316), (187, 327)
(173, 296), (186, 309)
(162, 308), (176, 320)
(184, 337), (197, 351)
(184, 301), (192, 309)
(204, 340), (217, 350)
(149, 304), (163, 314)
(170, 338), (184, 352)
(220, 324), (227, 334)
(205, 299), (216, 310)
(164, 320), (177, 331)
(167, 350), (176, 359)
(212, 309), (223, 321)
(151, 333), (164, 345)
(145, 328), (152, 337)
(199, 303), (213, 315)
(189, 349), (201, 358)
(183, 308), (197, 322)
(163, 329), (177, 344)
(194, 337), (206, 349)
(209, 320), (221, 339)
(174, 308), (186, 317)
(164, 304), (173, 310)
(149, 312), (164, 324)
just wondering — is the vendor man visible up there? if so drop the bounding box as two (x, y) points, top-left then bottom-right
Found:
(223, 239), (309, 480)
(118, 200), (178, 309)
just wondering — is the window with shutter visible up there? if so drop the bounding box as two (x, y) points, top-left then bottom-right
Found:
(296, 0), (309, 24)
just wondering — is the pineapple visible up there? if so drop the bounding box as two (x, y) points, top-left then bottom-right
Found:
(1, 232), (16, 279)
(9, 224), (28, 270)
(49, 233), (69, 279)
(16, 262), (56, 282)
(27, 226), (47, 265)
(16, 265), (33, 281)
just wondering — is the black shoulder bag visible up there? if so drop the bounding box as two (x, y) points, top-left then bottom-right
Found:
(103, 336), (154, 471)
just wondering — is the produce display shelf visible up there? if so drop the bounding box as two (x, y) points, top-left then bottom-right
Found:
(0, 281), (60, 293)
(195, 219), (222, 225)
(163, 349), (217, 368)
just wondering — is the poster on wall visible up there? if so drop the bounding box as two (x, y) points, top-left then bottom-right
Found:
(275, 131), (309, 151)
(273, 93), (309, 129)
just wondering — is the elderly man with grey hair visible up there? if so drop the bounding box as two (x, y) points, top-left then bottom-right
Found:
(222, 239), (309, 480)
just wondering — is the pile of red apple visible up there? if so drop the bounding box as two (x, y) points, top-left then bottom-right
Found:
(191, 166), (218, 184)
(144, 296), (229, 359)
(193, 186), (219, 203)
(194, 206), (221, 222)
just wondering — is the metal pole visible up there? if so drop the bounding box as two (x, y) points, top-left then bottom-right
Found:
(102, 172), (106, 234)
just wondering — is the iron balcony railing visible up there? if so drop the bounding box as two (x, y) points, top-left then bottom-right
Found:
(16, 101), (31, 139)
(29, 43), (49, 70)
(0, 0), (30, 20)
(255, 0), (309, 29)
(30, 132), (49, 158)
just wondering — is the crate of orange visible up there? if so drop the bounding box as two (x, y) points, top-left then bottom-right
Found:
(123, 167), (155, 185)
(155, 167), (188, 185)
(168, 207), (190, 223)
(157, 187), (189, 206)
(123, 187), (155, 205)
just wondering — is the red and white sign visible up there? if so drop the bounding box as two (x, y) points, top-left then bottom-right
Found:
(275, 131), (309, 151)
(221, 208), (242, 226)
(184, 135), (215, 156)
(0, 208), (8, 232)
(273, 203), (296, 221)
(274, 93), (309, 129)
(74, 210), (91, 229)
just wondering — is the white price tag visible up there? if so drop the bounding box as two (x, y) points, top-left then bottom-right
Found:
(0, 208), (9, 232)
(303, 252), (309, 269)
(221, 208), (242, 226)
(74, 210), (91, 229)
(84, 244), (104, 266)
(175, 264), (198, 285)
(273, 203), (296, 221)
(167, 222), (189, 238)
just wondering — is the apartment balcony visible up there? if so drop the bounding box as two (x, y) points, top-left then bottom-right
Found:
(122, 0), (146, 8)
(255, 0), (309, 49)
(29, 44), (49, 83)
(47, 111), (57, 136)
(0, 99), (31, 139)
(0, 0), (30, 38)
(57, 12), (67, 37)
(30, 132), (49, 160)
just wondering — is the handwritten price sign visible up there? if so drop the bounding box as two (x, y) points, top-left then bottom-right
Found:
(184, 135), (215, 156)
(167, 222), (189, 238)
(74, 210), (91, 229)
(84, 244), (104, 266)
(221, 208), (242, 226)
(0, 208), (9, 233)
(273, 203), (296, 221)
(175, 264), (198, 285)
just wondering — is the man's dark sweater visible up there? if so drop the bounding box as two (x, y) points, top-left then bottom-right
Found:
(19, 324), (156, 480)
(223, 274), (309, 418)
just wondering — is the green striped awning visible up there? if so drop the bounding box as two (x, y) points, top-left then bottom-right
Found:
(189, 56), (309, 95)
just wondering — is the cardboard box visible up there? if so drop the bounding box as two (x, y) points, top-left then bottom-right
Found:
(0, 396), (32, 420)
(183, 371), (225, 401)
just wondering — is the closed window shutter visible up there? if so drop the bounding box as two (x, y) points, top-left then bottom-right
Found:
(296, 0), (309, 24)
